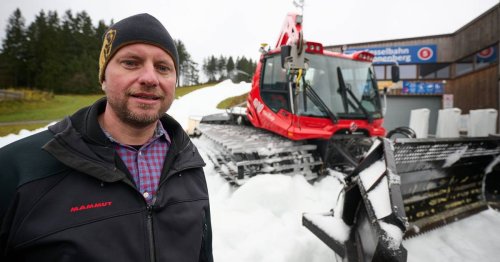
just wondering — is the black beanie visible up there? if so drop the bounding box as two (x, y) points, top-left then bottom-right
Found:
(98, 13), (179, 83)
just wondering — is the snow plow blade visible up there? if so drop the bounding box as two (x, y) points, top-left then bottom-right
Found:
(393, 136), (500, 237)
(304, 138), (408, 262)
(303, 136), (500, 261)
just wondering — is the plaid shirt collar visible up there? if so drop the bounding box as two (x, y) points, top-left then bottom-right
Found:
(101, 121), (171, 147)
(100, 120), (171, 204)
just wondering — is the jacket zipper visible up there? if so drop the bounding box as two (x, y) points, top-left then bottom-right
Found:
(146, 141), (205, 261)
(147, 205), (156, 262)
(201, 211), (209, 262)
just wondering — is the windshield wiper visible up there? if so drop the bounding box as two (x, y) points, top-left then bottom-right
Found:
(368, 68), (382, 112)
(304, 83), (338, 123)
(336, 67), (373, 123)
(336, 67), (349, 113)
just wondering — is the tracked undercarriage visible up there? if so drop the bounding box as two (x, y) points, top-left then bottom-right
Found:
(197, 123), (323, 186)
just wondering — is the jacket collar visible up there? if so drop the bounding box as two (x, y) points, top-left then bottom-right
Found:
(44, 98), (205, 183)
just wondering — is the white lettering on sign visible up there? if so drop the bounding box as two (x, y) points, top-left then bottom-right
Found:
(374, 55), (412, 63)
(370, 47), (410, 56)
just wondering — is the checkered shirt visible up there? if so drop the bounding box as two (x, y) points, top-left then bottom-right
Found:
(103, 122), (171, 204)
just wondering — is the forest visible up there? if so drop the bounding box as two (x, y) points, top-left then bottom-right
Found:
(0, 9), (256, 94)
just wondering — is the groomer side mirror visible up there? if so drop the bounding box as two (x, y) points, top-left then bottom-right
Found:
(281, 45), (292, 68)
(391, 65), (400, 83)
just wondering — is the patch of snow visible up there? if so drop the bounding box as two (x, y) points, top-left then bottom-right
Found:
(0, 123), (55, 148)
(379, 221), (403, 250)
(358, 159), (393, 219)
(359, 159), (386, 190)
(442, 146), (467, 168)
(303, 212), (351, 243)
(367, 176), (392, 219)
(169, 80), (250, 130)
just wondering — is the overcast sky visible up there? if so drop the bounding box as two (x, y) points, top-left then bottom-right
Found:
(1, 0), (498, 66)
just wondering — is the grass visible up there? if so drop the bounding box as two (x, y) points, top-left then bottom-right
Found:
(217, 93), (249, 109)
(0, 95), (104, 123)
(0, 83), (215, 136)
(0, 94), (103, 136)
(176, 83), (215, 99)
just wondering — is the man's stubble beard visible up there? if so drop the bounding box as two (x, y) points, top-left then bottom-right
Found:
(107, 94), (172, 129)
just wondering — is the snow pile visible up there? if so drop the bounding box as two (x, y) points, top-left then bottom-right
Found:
(1, 81), (500, 261)
(168, 80), (251, 130)
(0, 124), (54, 148)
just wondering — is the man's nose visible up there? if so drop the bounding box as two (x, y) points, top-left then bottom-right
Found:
(138, 63), (159, 87)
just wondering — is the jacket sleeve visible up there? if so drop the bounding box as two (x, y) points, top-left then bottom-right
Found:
(0, 146), (21, 260)
(0, 130), (62, 259)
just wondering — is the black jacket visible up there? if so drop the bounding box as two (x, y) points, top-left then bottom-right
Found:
(0, 98), (213, 262)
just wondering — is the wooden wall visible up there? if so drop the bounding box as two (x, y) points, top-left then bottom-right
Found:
(447, 65), (498, 113)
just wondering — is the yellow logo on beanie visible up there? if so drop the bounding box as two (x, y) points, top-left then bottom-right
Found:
(98, 29), (117, 83)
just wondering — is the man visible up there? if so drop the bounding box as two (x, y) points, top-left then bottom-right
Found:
(0, 13), (213, 262)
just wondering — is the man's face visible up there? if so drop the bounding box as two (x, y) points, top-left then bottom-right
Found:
(102, 43), (176, 128)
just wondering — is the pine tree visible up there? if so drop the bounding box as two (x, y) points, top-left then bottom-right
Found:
(202, 55), (218, 82)
(60, 10), (100, 93)
(217, 55), (227, 80)
(174, 39), (199, 86)
(26, 10), (66, 91)
(185, 60), (200, 86)
(1, 8), (28, 87)
(226, 56), (235, 76)
(235, 56), (254, 82)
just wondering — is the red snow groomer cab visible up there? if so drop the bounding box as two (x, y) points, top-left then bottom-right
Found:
(246, 13), (387, 143)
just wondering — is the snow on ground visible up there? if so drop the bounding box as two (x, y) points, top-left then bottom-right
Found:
(1, 81), (500, 261)
(168, 79), (251, 130)
(0, 124), (53, 148)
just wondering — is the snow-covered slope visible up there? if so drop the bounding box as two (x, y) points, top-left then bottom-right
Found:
(168, 80), (251, 130)
(1, 81), (499, 261)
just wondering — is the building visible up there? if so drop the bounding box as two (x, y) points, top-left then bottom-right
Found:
(325, 3), (499, 133)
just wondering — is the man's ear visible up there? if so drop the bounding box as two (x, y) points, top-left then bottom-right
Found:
(101, 81), (107, 92)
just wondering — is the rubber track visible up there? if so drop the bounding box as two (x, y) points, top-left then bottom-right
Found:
(197, 123), (322, 186)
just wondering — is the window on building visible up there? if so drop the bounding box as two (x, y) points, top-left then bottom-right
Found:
(419, 63), (450, 79)
(455, 55), (474, 76)
(436, 65), (451, 78)
(397, 65), (417, 79)
(373, 65), (385, 80)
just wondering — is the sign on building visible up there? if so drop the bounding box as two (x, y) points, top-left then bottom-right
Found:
(346, 45), (437, 64)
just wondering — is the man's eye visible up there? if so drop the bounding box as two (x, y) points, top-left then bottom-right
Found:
(156, 65), (170, 73)
(121, 60), (138, 68)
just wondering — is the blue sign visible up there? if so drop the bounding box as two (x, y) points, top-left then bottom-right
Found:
(402, 81), (443, 95)
(346, 45), (437, 64)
